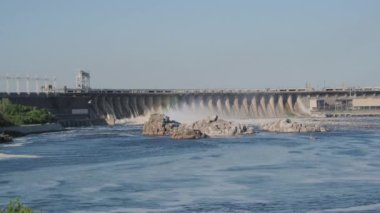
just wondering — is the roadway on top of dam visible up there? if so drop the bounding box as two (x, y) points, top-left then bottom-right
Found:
(1, 87), (380, 97)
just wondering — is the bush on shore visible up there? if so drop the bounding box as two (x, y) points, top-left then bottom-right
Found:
(0, 112), (12, 127)
(0, 198), (41, 213)
(0, 99), (54, 127)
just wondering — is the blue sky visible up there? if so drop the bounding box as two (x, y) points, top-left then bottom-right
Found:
(1, 0), (379, 89)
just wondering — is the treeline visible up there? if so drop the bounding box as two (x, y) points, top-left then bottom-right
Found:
(0, 99), (54, 127)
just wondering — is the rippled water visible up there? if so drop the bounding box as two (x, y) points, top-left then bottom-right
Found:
(1, 119), (380, 212)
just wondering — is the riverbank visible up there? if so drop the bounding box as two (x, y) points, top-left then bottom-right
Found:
(0, 123), (65, 137)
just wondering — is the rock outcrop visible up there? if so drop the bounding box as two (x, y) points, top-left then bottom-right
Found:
(0, 133), (13, 143)
(171, 125), (208, 140)
(142, 114), (180, 136)
(190, 115), (254, 136)
(262, 119), (326, 133)
(143, 114), (254, 139)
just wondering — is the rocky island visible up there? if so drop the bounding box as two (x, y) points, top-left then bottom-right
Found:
(143, 114), (254, 139)
(262, 119), (326, 133)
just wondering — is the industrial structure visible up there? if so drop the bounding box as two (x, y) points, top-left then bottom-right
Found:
(76, 70), (91, 91)
(1, 71), (380, 127)
(0, 75), (56, 94)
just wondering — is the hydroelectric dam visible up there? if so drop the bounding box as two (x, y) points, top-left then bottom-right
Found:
(1, 87), (380, 127)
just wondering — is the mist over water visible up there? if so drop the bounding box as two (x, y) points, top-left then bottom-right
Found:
(1, 118), (380, 212)
(93, 94), (311, 124)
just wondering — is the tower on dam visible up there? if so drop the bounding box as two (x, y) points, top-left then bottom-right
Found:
(76, 70), (91, 92)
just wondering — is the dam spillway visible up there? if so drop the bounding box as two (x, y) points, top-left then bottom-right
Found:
(1, 88), (380, 126)
(91, 92), (310, 121)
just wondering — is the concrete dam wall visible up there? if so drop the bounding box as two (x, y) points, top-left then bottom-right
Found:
(2, 88), (380, 126)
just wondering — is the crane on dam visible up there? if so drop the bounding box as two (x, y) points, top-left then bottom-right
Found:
(0, 75), (56, 94)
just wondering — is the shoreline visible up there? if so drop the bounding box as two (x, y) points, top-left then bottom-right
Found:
(0, 123), (65, 138)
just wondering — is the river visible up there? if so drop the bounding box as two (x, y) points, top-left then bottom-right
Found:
(1, 118), (380, 212)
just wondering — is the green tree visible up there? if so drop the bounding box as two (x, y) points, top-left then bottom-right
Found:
(0, 198), (41, 213)
(0, 99), (54, 126)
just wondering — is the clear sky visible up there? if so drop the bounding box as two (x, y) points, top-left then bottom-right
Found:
(1, 0), (379, 89)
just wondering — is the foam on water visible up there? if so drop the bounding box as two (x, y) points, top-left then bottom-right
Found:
(0, 153), (40, 160)
(308, 203), (380, 212)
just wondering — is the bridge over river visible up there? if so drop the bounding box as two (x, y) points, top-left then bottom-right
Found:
(1, 87), (380, 126)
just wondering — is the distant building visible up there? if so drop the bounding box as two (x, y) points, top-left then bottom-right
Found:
(76, 70), (91, 91)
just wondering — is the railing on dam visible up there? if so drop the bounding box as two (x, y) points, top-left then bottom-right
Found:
(1, 87), (380, 97)
(74, 87), (380, 95)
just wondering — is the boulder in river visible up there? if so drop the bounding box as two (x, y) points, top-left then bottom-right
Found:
(0, 133), (13, 143)
(190, 115), (254, 136)
(171, 125), (208, 140)
(262, 119), (326, 133)
(142, 114), (180, 136)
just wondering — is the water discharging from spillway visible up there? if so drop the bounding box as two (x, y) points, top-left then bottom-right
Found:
(92, 94), (311, 123)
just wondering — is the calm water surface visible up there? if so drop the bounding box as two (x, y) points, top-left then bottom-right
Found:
(1, 119), (380, 212)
